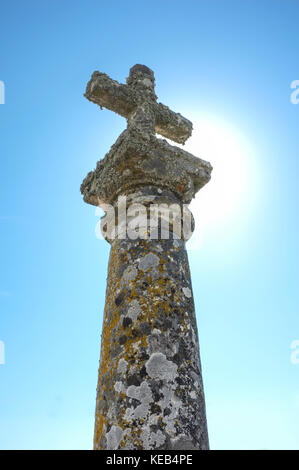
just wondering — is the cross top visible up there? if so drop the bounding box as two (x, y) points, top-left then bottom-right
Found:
(84, 64), (193, 144)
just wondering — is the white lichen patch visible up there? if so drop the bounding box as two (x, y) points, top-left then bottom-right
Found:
(127, 299), (141, 321)
(132, 340), (141, 351)
(125, 403), (149, 421)
(125, 381), (153, 422)
(106, 425), (123, 450)
(141, 77), (153, 87)
(138, 253), (159, 271)
(114, 381), (126, 393)
(141, 428), (166, 449)
(152, 328), (161, 335)
(182, 287), (192, 298)
(145, 352), (178, 381)
(121, 265), (137, 284)
(158, 386), (182, 435)
(117, 358), (128, 374)
(126, 380), (152, 402)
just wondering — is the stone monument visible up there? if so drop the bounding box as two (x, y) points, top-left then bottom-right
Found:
(81, 64), (212, 450)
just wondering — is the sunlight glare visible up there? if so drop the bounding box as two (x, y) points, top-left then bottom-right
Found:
(183, 116), (255, 249)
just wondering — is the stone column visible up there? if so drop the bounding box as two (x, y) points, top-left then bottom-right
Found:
(81, 129), (212, 450)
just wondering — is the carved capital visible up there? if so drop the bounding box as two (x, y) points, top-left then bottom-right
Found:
(81, 129), (212, 207)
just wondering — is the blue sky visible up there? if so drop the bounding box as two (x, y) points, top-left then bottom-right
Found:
(0, 0), (298, 450)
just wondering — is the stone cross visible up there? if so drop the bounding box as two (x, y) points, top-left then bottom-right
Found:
(81, 65), (212, 450)
(85, 64), (192, 144)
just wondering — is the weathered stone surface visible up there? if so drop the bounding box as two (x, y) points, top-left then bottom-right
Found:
(84, 65), (193, 144)
(80, 128), (212, 206)
(81, 65), (211, 450)
(93, 233), (209, 450)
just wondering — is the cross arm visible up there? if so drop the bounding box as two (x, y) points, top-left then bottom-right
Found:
(84, 71), (136, 118)
(154, 102), (193, 144)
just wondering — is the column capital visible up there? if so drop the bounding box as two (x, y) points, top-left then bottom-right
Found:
(80, 128), (212, 207)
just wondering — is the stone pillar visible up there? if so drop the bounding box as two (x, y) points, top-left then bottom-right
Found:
(93, 187), (209, 450)
(81, 129), (212, 450)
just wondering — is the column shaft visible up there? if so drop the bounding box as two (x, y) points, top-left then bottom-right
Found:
(94, 197), (209, 449)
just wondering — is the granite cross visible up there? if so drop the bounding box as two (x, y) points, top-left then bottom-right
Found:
(85, 64), (192, 144)
(81, 65), (212, 450)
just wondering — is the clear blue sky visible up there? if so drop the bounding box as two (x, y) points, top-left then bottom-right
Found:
(0, 0), (298, 450)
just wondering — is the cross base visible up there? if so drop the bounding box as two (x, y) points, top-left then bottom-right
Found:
(81, 129), (212, 208)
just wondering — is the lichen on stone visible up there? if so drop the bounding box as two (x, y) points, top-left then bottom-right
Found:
(81, 65), (211, 451)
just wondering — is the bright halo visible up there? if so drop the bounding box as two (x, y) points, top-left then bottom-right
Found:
(182, 115), (255, 249)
